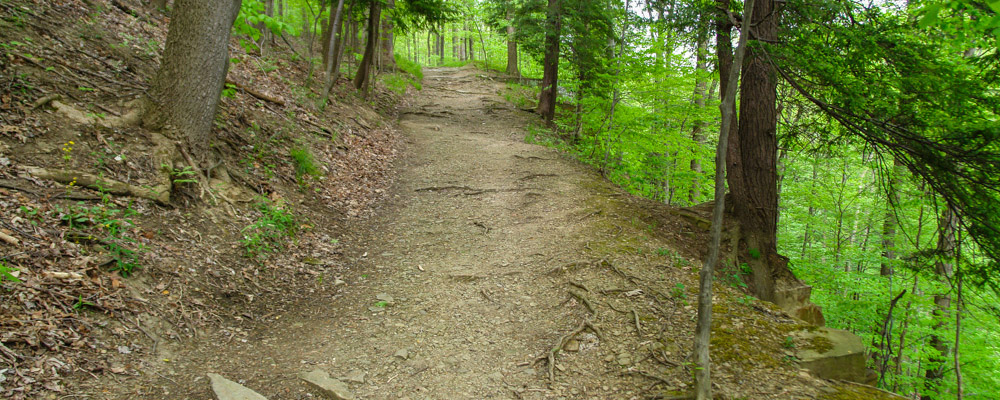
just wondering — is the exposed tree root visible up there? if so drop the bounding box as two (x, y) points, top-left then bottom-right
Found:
(567, 289), (596, 314)
(22, 166), (170, 204)
(535, 319), (603, 381)
(34, 94), (142, 129)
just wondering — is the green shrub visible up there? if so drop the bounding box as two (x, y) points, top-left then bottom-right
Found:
(241, 199), (297, 260)
(289, 145), (322, 179)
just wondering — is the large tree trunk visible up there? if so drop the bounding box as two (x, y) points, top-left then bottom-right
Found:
(378, 0), (396, 71)
(725, 0), (799, 304)
(536, 0), (560, 122)
(353, 0), (381, 94)
(143, 0), (242, 158)
(922, 207), (957, 400)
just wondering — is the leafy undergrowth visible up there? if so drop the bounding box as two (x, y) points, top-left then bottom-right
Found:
(0, 0), (403, 398)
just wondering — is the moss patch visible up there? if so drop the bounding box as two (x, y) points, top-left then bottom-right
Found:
(806, 335), (835, 354)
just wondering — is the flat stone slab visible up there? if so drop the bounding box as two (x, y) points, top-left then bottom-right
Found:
(208, 373), (268, 400)
(794, 327), (868, 383)
(299, 369), (355, 400)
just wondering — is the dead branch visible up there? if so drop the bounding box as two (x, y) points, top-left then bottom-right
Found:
(225, 77), (285, 106)
(0, 230), (19, 246)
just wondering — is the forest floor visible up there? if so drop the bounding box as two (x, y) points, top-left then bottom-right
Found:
(71, 66), (861, 400)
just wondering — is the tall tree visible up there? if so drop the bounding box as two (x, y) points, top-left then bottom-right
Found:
(322, 0), (347, 102)
(535, 0), (560, 122)
(379, 0), (397, 71)
(353, 0), (382, 94)
(922, 206), (958, 400)
(505, 5), (519, 76)
(689, 16), (711, 203)
(723, 0), (806, 306)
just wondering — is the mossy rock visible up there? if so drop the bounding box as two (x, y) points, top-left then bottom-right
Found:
(793, 327), (869, 383)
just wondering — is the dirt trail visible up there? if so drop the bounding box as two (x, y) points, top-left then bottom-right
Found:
(89, 67), (828, 399)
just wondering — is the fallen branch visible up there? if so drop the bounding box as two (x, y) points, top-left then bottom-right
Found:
(23, 166), (170, 204)
(0, 230), (19, 246)
(225, 77), (285, 105)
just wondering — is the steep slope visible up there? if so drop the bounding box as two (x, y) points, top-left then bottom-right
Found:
(0, 1), (401, 398)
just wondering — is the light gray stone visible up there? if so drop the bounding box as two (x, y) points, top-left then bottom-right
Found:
(343, 369), (366, 384)
(207, 373), (267, 400)
(299, 369), (355, 400)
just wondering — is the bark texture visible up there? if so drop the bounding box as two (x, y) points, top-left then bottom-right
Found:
(143, 0), (242, 158)
(378, 0), (397, 71)
(536, 0), (561, 122)
(353, 0), (382, 94)
(725, 0), (800, 303)
(505, 6), (518, 76)
(922, 207), (957, 400)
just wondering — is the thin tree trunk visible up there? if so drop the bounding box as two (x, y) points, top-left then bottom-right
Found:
(321, 0), (347, 103)
(955, 260), (963, 399)
(922, 207), (958, 400)
(353, 0), (381, 95)
(694, 0), (755, 397)
(452, 24), (458, 59)
(689, 16), (710, 203)
(881, 157), (905, 276)
(321, 3), (336, 71)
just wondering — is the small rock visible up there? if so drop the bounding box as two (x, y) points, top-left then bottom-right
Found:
(563, 339), (580, 352)
(207, 373), (267, 400)
(343, 369), (366, 384)
(368, 306), (385, 313)
(333, 279), (346, 286)
(394, 348), (410, 360)
(603, 354), (615, 362)
(299, 369), (355, 400)
(376, 293), (395, 304)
